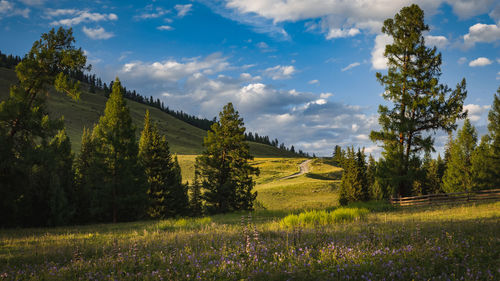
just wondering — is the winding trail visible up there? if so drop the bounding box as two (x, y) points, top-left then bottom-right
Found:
(280, 159), (312, 180)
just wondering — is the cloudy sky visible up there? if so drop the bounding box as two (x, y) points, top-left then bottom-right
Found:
(1, 0), (499, 156)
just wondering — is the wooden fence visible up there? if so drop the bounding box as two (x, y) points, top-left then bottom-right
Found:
(390, 189), (500, 206)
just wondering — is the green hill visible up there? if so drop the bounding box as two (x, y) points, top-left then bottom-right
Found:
(0, 67), (298, 157)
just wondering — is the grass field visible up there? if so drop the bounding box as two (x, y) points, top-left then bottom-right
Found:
(2, 157), (498, 280)
(0, 67), (299, 157)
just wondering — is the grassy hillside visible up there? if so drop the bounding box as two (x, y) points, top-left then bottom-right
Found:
(0, 67), (298, 157)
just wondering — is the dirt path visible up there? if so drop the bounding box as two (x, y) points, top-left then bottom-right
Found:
(280, 159), (312, 180)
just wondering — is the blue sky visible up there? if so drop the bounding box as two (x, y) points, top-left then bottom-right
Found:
(1, 0), (499, 156)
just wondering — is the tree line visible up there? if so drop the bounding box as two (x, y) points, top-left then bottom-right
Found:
(0, 28), (259, 227)
(337, 5), (500, 204)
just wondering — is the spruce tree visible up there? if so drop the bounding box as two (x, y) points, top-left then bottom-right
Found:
(0, 27), (86, 226)
(471, 135), (493, 190)
(442, 119), (477, 193)
(91, 78), (146, 222)
(338, 147), (366, 205)
(195, 102), (259, 213)
(370, 4), (467, 196)
(366, 154), (377, 199)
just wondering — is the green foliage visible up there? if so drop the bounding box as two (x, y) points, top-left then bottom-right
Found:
(279, 208), (369, 228)
(443, 119), (477, 193)
(89, 78), (146, 223)
(0, 27), (86, 227)
(487, 88), (500, 186)
(139, 110), (188, 219)
(189, 172), (204, 217)
(370, 4), (467, 196)
(332, 145), (345, 167)
(196, 102), (259, 214)
(338, 147), (368, 205)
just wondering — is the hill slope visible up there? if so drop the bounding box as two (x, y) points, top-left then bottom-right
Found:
(0, 67), (298, 157)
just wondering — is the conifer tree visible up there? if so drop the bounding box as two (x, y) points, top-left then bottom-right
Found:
(366, 154), (377, 199)
(370, 4), (467, 196)
(442, 119), (477, 193)
(471, 135), (494, 190)
(195, 102), (259, 213)
(91, 77), (146, 222)
(0, 27), (86, 226)
(338, 147), (367, 205)
(332, 145), (345, 167)
(487, 87), (500, 186)
(189, 172), (204, 217)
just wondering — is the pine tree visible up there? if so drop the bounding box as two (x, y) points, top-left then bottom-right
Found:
(195, 103), (259, 213)
(487, 87), (500, 187)
(91, 77), (146, 222)
(366, 154), (377, 199)
(370, 4), (467, 197)
(471, 135), (494, 190)
(189, 172), (204, 217)
(442, 119), (477, 193)
(0, 27), (86, 227)
(338, 147), (366, 205)
(332, 145), (345, 167)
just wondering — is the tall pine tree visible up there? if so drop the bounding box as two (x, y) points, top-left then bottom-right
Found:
(442, 119), (477, 193)
(195, 102), (259, 214)
(139, 110), (188, 218)
(91, 78), (146, 223)
(370, 4), (467, 196)
(487, 87), (500, 187)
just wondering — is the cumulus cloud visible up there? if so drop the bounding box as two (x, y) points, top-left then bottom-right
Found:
(121, 53), (231, 82)
(371, 34), (392, 70)
(341, 62), (360, 72)
(82, 26), (114, 40)
(326, 28), (360, 39)
(469, 57), (493, 67)
(157, 25), (174, 31)
(263, 65), (296, 80)
(463, 23), (500, 48)
(425, 35), (449, 49)
(463, 104), (491, 122)
(175, 4), (192, 17)
(50, 10), (117, 26)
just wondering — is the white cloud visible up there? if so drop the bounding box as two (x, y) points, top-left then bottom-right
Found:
(458, 57), (467, 64)
(425, 35), (449, 48)
(263, 65), (296, 80)
(463, 104), (491, 122)
(175, 4), (192, 17)
(257, 42), (269, 49)
(50, 11), (118, 26)
(121, 53), (230, 82)
(463, 23), (500, 48)
(469, 57), (492, 67)
(341, 62), (360, 72)
(0, 0), (12, 13)
(497, 71), (500, 80)
(326, 28), (360, 39)
(371, 34), (392, 70)
(157, 25), (173, 31)
(0, 0), (29, 18)
(82, 26), (114, 40)
(308, 79), (319, 84)
(135, 7), (169, 20)
(45, 8), (78, 17)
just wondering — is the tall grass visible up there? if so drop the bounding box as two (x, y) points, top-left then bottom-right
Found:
(279, 208), (369, 228)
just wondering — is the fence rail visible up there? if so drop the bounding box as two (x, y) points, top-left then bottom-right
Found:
(390, 189), (500, 206)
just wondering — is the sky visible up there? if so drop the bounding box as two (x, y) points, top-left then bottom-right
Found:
(0, 0), (499, 157)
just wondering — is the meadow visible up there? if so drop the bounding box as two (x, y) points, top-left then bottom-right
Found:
(1, 158), (499, 280)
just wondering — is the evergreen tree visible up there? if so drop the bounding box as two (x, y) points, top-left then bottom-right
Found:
(91, 77), (146, 222)
(471, 135), (494, 190)
(195, 103), (259, 213)
(338, 147), (367, 205)
(442, 119), (477, 193)
(366, 154), (377, 199)
(0, 27), (87, 227)
(332, 145), (345, 167)
(189, 172), (204, 217)
(369, 4), (467, 196)
(487, 87), (500, 187)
